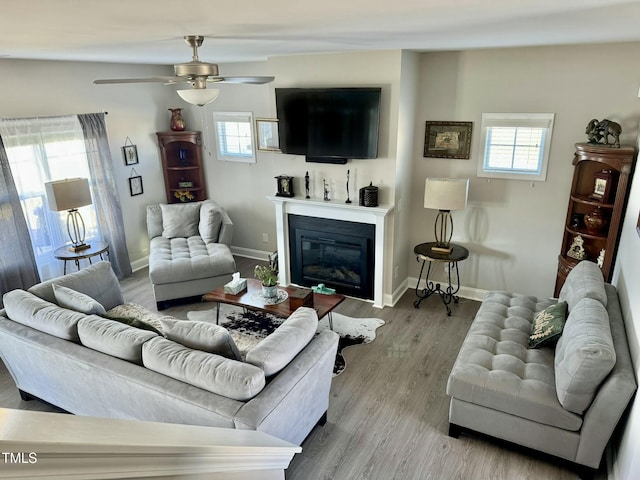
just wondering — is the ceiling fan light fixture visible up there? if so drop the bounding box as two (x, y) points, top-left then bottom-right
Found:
(177, 88), (220, 107)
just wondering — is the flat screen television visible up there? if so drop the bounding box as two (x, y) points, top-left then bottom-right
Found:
(275, 87), (381, 164)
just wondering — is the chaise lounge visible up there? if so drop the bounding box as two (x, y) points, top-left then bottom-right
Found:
(446, 260), (637, 477)
(146, 200), (236, 309)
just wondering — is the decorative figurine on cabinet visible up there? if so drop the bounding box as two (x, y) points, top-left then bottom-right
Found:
(323, 179), (330, 201)
(567, 235), (586, 260)
(585, 118), (621, 148)
(305, 171), (310, 199)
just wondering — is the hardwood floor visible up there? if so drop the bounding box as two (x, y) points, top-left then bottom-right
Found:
(0, 257), (604, 479)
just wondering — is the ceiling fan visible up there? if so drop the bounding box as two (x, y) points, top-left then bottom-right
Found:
(94, 35), (275, 106)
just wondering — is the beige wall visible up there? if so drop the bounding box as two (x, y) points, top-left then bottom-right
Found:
(410, 44), (640, 298)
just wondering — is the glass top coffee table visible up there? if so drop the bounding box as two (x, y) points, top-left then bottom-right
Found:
(202, 278), (345, 329)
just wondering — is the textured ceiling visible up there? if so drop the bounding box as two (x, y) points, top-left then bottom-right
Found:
(3, 0), (640, 64)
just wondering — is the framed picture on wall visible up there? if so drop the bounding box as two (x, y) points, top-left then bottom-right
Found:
(256, 118), (280, 151)
(423, 121), (473, 159)
(122, 144), (139, 165)
(129, 176), (143, 196)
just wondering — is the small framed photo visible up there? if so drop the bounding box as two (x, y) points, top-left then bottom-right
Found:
(129, 176), (143, 196)
(122, 144), (139, 165)
(256, 118), (280, 152)
(424, 121), (473, 159)
(590, 169), (615, 203)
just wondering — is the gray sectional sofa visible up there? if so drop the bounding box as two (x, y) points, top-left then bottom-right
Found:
(147, 200), (237, 309)
(0, 262), (339, 445)
(446, 260), (636, 477)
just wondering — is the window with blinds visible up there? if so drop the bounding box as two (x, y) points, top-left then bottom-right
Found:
(211, 111), (256, 163)
(478, 113), (555, 181)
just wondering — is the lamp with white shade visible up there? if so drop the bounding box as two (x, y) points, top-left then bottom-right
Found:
(423, 178), (469, 254)
(45, 178), (93, 252)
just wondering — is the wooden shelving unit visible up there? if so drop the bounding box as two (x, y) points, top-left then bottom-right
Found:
(554, 142), (635, 296)
(156, 131), (207, 204)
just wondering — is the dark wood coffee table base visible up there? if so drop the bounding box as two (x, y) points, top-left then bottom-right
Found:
(202, 278), (345, 329)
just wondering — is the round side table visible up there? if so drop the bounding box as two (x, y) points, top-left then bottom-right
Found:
(413, 242), (469, 316)
(53, 241), (110, 275)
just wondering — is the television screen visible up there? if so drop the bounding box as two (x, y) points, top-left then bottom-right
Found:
(275, 88), (381, 162)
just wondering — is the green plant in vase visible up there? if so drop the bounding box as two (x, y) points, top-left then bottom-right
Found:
(254, 264), (278, 299)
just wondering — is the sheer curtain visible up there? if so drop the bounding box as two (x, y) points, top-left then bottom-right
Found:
(0, 116), (104, 280)
(78, 113), (131, 279)
(0, 135), (40, 305)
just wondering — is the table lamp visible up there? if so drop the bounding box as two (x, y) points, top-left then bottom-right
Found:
(423, 178), (469, 254)
(45, 178), (93, 252)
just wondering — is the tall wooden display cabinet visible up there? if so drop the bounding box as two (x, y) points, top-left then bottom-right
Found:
(554, 143), (636, 296)
(156, 131), (207, 204)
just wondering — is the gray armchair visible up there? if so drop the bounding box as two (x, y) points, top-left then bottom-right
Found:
(146, 200), (236, 310)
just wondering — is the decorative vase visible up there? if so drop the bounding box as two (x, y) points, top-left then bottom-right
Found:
(169, 108), (186, 131)
(584, 206), (609, 234)
(262, 284), (278, 299)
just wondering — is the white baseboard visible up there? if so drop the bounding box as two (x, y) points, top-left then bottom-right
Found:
(386, 278), (409, 307)
(231, 246), (271, 262)
(130, 256), (149, 273)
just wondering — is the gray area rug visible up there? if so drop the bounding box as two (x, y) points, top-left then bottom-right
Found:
(188, 305), (385, 376)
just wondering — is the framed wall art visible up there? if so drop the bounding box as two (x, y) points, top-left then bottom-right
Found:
(129, 175), (143, 196)
(256, 118), (280, 152)
(424, 121), (473, 159)
(122, 137), (139, 166)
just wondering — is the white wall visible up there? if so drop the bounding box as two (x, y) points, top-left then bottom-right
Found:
(410, 44), (640, 298)
(0, 58), (175, 269)
(186, 50), (405, 298)
(611, 133), (640, 480)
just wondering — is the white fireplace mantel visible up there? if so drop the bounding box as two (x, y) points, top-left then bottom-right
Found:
(267, 196), (394, 309)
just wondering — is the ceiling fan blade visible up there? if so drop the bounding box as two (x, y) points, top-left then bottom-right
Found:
(93, 76), (184, 85)
(216, 76), (275, 84)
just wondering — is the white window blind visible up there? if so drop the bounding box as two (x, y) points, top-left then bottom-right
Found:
(478, 113), (555, 181)
(212, 112), (256, 163)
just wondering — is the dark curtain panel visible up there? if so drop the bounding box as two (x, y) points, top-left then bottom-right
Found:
(77, 113), (132, 279)
(0, 135), (40, 306)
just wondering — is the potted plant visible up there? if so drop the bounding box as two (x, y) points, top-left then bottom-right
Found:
(254, 264), (278, 299)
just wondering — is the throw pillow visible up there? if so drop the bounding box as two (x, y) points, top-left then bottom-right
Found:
(160, 202), (201, 238)
(101, 314), (163, 336)
(104, 303), (174, 334)
(52, 284), (106, 315)
(159, 318), (242, 361)
(528, 301), (567, 348)
(199, 203), (224, 244)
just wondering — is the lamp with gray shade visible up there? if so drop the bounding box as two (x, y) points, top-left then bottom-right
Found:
(45, 178), (93, 252)
(423, 178), (469, 254)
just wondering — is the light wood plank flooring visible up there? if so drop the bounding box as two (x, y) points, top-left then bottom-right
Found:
(0, 257), (604, 479)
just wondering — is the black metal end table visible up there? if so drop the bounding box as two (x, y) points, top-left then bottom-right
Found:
(53, 241), (110, 274)
(413, 242), (469, 316)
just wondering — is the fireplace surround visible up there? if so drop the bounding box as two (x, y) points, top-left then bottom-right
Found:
(268, 196), (393, 308)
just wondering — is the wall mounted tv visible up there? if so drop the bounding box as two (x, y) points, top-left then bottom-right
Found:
(275, 87), (381, 164)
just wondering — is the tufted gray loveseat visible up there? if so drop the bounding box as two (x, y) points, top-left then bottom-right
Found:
(147, 200), (236, 309)
(446, 261), (636, 478)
